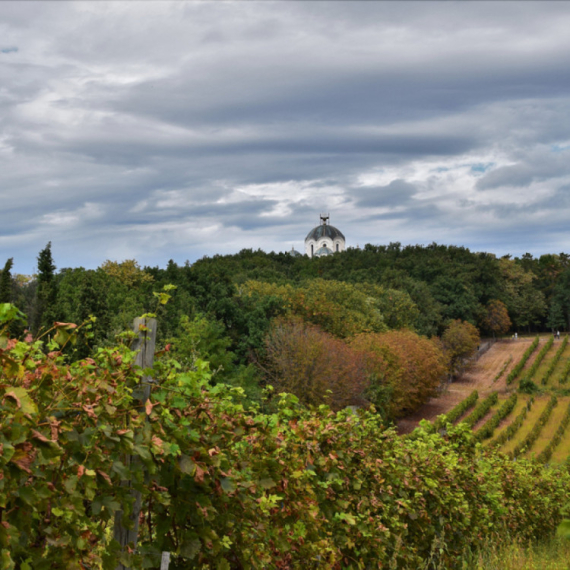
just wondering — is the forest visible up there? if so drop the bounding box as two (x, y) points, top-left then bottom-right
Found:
(2, 242), (570, 568)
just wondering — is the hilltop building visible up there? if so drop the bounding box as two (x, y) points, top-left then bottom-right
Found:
(304, 214), (346, 258)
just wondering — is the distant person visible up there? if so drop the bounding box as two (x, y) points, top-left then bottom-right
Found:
(515, 332), (518, 340)
(557, 330), (561, 340)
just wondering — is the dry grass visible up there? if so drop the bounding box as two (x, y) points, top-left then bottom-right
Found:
(463, 537), (570, 570)
(397, 339), (528, 434)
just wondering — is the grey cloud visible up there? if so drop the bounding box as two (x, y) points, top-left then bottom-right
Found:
(477, 149), (570, 190)
(4, 2), (570, 272)
(353, 180), (417, 208)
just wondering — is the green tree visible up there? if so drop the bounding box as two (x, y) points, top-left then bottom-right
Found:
(549, 266), (570, 331)
(442, 319), (480, 376)
(33, 242), (57, 333)
(547, 299), (567, 331)
(0, 258), (13, 303)
(500, 258), (546, 332)
(430, 275), (480, 325)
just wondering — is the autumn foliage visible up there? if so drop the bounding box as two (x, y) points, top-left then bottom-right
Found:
(351, 330), (448, 418)
(481, 299), (512, 337)
(442, 319), (480, 375)
(262, 317), (367, 410)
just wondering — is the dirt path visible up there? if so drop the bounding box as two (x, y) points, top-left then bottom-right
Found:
(397, 338), (542, 434)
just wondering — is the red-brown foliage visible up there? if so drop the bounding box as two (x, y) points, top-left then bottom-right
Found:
(351, 330), (449, 418)
(262, 317), (367, 410)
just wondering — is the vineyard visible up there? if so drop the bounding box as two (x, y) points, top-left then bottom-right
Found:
(404, 335), (570, 465)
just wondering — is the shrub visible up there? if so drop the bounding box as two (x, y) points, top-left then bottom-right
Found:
(1, 308), (569, 570)
(523, 336), (554, 382)
(559, 357), (570, 385)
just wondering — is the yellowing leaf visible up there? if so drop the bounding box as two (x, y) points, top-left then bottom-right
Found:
(4, 387), (37, 415)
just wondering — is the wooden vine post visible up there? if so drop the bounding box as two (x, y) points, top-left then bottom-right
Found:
(114, 316), (157, 570)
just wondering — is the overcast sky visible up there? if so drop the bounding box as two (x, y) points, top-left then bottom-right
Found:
(2, 1), (570, 273)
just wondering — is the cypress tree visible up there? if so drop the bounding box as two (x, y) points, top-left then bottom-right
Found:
(33, 242), (57, 333)
(0, 258), (13, 303)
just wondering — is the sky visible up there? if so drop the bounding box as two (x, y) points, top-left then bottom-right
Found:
(2, 1), (570, 274)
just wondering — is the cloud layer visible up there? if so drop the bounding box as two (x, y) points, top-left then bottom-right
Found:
(2, 1), (570, 272)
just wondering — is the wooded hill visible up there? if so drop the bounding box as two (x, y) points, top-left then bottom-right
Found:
(1, 242), (569, 419)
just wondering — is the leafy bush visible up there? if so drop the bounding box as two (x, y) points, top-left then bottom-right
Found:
(507, 336), (539, 385)
(509, 395), (558, 458)
(519, 378), (540, 394)
(475, 393), (518, 442)
(541, 335), (568, 385)
(1, 309), (569, 569)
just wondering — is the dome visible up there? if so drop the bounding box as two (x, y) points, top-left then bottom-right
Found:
(304, 214), (346, 258)
(314, 245), (333, 257)
(305, 224), (345, 242)
(289, 247), (303, 257)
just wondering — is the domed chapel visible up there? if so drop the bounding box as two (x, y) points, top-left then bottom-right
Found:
(304, 214), (346, 258)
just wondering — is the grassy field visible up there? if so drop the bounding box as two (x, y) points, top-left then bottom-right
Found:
(525, 396), (570, 459)
(551, 429), (570, 464)
(484, 396), (528, 446)
(526, 339), (557, 383)
(497, 396), (549, 455)
(471, 399), (502, 432)
(403, 336), (570, 465)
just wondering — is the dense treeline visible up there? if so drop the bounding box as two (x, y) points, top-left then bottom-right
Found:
(2, 241), (569, 418)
